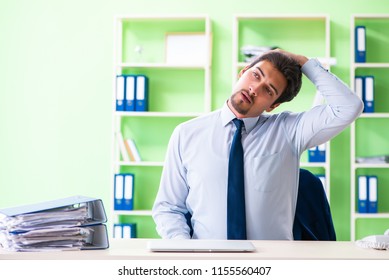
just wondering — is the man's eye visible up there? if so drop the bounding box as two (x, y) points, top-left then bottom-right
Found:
(266, 88), (273, 95)
(253, 72), (260, 79)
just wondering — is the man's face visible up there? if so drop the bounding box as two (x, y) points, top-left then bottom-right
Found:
(229, 60), (287, 118)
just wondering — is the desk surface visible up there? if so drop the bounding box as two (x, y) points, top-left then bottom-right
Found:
(0, 239), (388, 260)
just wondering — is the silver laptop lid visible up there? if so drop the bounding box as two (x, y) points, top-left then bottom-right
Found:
(147, 239), (255, 252)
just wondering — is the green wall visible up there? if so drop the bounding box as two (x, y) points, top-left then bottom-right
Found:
(1, 0), (389, 241)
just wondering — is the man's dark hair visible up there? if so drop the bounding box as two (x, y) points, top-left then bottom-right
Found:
(247, 51), (302, 104)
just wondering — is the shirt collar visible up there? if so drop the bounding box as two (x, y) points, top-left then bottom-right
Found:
(220, 101), (260, 134)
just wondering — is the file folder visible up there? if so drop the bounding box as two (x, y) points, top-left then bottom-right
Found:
(135, 75), (148, 111)
(355, 26), (366, 63)
(0, 196), (109, 251)
(368, 176), (378, 213)
(363, 76), (374, 113)
(125, 75), (136, 111)
(115, 75), (125, 111)
(358, 176), (368, 213)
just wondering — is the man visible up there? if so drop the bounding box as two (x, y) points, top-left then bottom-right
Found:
(152, 49), (363, 240)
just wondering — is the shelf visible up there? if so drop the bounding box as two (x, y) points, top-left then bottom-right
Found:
(118, 63), (209, 69)
(115, 111), (205, 118)
(116, 161), (164, 167)
(300, 162), (328, 168)
(358, 113), (389, 118)
(350, 14), (389, 241)
(354, 213), (389, 219)
(353, 62), (389, 68)
(114, 210), (152, 216)
(112, 15), (212, 238)
(353, 163), (389, 169)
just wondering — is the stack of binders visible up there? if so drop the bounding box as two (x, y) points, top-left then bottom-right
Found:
(115, 74), (149, 112)
(114, 173), (134, 211)
(0, 196), (109, 251)
(354, 75), (374, 113)
(358, 175), (378, 213)
(114, 223), (136, 239)
(308, 143), (326, 162)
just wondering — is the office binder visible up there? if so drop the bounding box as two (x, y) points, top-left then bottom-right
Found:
(308, 144), (326, 162)
(114, 174), (124, 210)
(368, 176), (378, 213)
(355, 26), (366, 63)
(115, 75), (125, 111)
(114, 173), (134, 211)
(135, 75), (148, 111)
(125, 75), (136, 111)
(0, 196), (109, 251)
(123, 174), (134, 210)
(358, 176), (368, 213)
(363, 76), (374, 113)
(114, 223), (136, 238)
(354, 76), (364, 100)
(317, 143), (326, 162)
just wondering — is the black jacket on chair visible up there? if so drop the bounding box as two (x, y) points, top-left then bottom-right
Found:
(185, 169), (336, 240)
(293, 169), (336, 241)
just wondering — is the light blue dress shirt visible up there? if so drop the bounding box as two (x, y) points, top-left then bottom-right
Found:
(152, 59), (363, 240)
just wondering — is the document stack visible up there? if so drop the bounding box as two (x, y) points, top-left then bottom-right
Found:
(0, 196), (109, 252)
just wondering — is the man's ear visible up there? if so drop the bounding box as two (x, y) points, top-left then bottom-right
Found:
(265, 103), (280, 112)
(238, 65), (250, 78)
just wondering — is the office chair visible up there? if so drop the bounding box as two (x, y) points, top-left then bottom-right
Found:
(185, 168), (336, 240)
(292, 168), (336, 241)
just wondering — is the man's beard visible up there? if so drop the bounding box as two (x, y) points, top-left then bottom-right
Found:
(230, 91), (250, 115)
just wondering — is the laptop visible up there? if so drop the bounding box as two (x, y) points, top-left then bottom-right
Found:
(147, 239), (256, 252)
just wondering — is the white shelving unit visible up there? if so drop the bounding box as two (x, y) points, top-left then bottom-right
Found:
(232, 14), (332, 199)
(350, 14), (389, 241)
(111, 15), (212, 237)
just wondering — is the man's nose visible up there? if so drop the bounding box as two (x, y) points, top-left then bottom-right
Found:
(249, 82), (262, 96)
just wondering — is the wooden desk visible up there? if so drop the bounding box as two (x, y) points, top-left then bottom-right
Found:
(0, 239), (388, 260)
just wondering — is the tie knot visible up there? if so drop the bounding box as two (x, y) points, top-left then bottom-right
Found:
(232, 118), (244, 131)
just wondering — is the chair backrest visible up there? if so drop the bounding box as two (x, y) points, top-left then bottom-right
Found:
(185, 168), (336, 240)
(293, 169), (336, 240)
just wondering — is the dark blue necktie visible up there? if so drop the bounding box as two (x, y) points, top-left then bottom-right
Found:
(227, 118), (247, 240)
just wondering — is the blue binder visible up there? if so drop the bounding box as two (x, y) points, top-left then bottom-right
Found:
(363, 76), (374, 113)
(308, 144), (326, 163)
(115, 75), (126, 111)
(123, 173), (134, 210)
(125, 75), (136, 111)
(368, 176), (378, 213)
(135, 75), (149, 111)
(355, 26), (366, 63)
(358, 175), (368, 213)
(114, 174), (124, 210)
